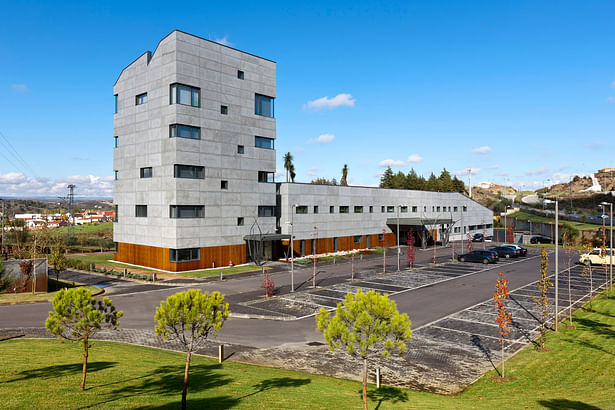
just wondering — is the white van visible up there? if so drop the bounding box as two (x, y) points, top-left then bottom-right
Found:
(579, 248), (614, 266)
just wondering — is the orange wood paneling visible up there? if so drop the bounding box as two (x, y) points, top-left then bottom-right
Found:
(288, 232), (397, 256)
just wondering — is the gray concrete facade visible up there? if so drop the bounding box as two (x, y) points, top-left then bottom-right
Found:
(113, 30), (277, 251)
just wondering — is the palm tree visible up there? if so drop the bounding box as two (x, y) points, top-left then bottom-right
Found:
(341, 164), (348, 186)
(283, 152), (294, 183)
(290, 164), (296, 183)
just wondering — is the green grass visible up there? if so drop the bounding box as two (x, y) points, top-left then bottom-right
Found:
(0, 282), (100, 304)
(509, 210), (601, 231)
(170, 264), (265, 278)
(2, 292), (615, 408)
(57, 222), (113, 235)
(67, 253), (158, 273)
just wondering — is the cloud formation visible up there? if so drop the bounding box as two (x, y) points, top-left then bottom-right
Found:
(378, 159), (406, 168)
(453, 167), (481, 176)
(586, 141), (604, 150)
(407, 154), (423, 163)
(305, 93), (355, 110)
(0, 172), (113, 197)
(486, 165), (500, 170)
(308, 134), (335, 144)
(11, 84), (28, 92)
(214, 36), (232, 46)
(525, 166), (549, 176)
(306, 167), (321, 177)
(472, 146), (491, 154)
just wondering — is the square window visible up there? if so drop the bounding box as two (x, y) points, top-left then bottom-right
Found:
(140, 167), (152, 178)
(135, 205), (147, 217)
(221, 105), (228, 115)
(295, 206), (308, 214)
(378, 233), (384, 241)
(339, 206), (349, 214)
(237, 217), (244, 226)
(237, 145), (244, 154)
(401, 206), (408, 213)
(354, 206), (363, 213)
(387, 206), (394, 213)
(221, 180), (228, 190)
(135, 92), (147, 105)
(412, 206), (418, 213)
(237, 70), (244, 80)
(353, 235), (363, 244)
(170, 83), (200, 107)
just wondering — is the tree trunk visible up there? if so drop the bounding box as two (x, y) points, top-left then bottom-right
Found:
(501, 343), (504, 378)
(81, 339), (89, 391)
(182, 350), (192, 410)
(362, 358), (368, 410)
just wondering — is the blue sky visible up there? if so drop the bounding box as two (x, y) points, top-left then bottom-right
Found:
(1, 1), (614, 197)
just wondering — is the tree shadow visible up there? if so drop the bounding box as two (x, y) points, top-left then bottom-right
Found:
(367, 386), (408, 410)
(537, 399), (601, 409)
(133, 396), (239, 409)
(575, 318), (615, 338)
(470, 335), (497, 372)
(89, 363), (233, 407)
(6, 361), (117, 383)
(240, 376), (311, 399)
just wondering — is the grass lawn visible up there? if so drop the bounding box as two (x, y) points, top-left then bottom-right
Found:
(509, 211), (601, 231)
(170, 264), (266, 278)
(57, 222), (113, 235)
(0, 282), (100, 304)
(2, 292), (615, 408)
(67, 253), (159, 273)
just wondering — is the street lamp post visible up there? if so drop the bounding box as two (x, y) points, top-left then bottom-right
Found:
(544, 198), (559, 331)
(503, 206), (511, 244)
(290, 204), (298, 292)
(312, 226), (318, 288)
(0, 198), (4, 255)
(600, 202), (613, 291)
(397, 205), (401, 272)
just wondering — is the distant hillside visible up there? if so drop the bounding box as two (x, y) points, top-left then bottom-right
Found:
(0, 198), (113, 219)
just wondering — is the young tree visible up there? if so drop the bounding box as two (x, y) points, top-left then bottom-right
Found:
(48, 234), (69, 286)
(566, 246), (576, 328)
(283, 152), (294, 183)
(581, 239), (595, 311)
(598, 226), (609, 299)
(0, 257), (11, 292)
(45, 288), (123, 390)
(493, 272), (512, 378)
(341, 164), (349, 186)
(316, 289), (411, 410)
(560, 222), (580, 247)
(533, 248), (553, 350)
(155, 290), (229, 410)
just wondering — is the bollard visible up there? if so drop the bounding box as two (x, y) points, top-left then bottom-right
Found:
(220, 271), (223, 281)
(124, 268), (127, 278)
(219, 344), (224, 363)
(212, 262), (215, 268)
(89, 263), (93, 271)
(153, 272), (156, 281)
(360, 253), (363, 261)
(333, 257), (336, 264)
(376, 368), (381, 388)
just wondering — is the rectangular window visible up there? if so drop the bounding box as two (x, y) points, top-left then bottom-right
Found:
(354, 206), (363, 213)
(255, 93), (274, 117)
(436, 206), (441, 212)
(221, 180), (228, 189)
(314, 206), (319, 214)
(170, 83), (200, 107)
(114, 94), (118, 113)
(135, 205), (147, 217)
(369, 206), (373, 213)
(237, 145), (244, 154)
(169, 124), (200, 140)
(401, 206), (408, 213)
(387, 206), (394, 213)
(432, 206), (435, 212)
(140, 167), (152, 178)
(255, 136), (274, 149)
(295, 206), (308, 214)
(237, 70), (244, 80)
(381, 206), (385, 213)
(463, 206), (467, 212)
(339, 206), (349, 214)
(114, 170), (118, 180)
(169, 248), (200, 263)
(237, 217), (244, 226)
(114, 136), (118, 148)
(174, 164), (204, 179)
(353, 235), (362, 244)
(454, 206), (458, 212)
(113, 205), (118, 222)
(135, 92), (147, 105)
(258, 206), (275, 217)
(412, 206), (417, 213)
(333, 237), (338, 252)
(379, 233), (385, 241)
(258, 171), (274, 183)
(169, 205), (204, 218)
(424, 206), (427, 212)
(221, 105), (228, 115)
(329, 205), (334, 213)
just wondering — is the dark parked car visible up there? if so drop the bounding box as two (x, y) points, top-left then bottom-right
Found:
(489, 246), (519, 259)
(530, 236), (552, 244)
(472, 233), (484, 242)
(457, 250), (497, 264)
(502, 244), (528, 256)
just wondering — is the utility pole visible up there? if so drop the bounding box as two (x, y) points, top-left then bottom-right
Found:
(555, 200), (559, 332)
(67, 184), (76, 238)
(397, 205), (400, 272)
(1, 198), (4, 256)
(312, 226), (317, 288)
(290, 204), (297, 292)
(468, 168), (472, 198)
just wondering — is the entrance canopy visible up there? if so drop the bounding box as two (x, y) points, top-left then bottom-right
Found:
(243, 233), (291, 241)
(385, 218), (453, 226)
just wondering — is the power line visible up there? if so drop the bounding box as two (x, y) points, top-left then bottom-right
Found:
(0, 130), (39, 178)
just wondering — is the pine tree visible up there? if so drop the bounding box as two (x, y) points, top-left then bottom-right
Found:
(379, 167), (395, 188)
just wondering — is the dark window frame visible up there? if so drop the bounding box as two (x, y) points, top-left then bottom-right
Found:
(295, 205), (308, 214)
(169, 248), (200, 263)
(258, 171), (274, 183)
(135, 205), (147, 218)
(169, 124), (201, 140)
(135, 92), (147, 105)
(174, 164), (205, 179)
(255, 93), (274, 117)
(255, 136), (274, 149)
(237, 70), (244, 80)
(258, 206), (275, 217)
(354, 206), (363, 213)
(220, 105), (228, 115)
(221, 180), (228, 189)
(237, 145), (244, 154)
(339, 206), (349, 214)
(140, 167), (152, 178)
(170, 83), (200, 107)
(169, 205), (204, 219)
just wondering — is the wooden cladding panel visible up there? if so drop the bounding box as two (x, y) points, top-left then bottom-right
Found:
(115, 243), (246, 272)
(289, 233), (397, 256)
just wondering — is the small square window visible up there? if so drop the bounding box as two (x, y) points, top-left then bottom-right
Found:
(339, 206), (349, 214)
(237, 217), (244, 226)
(135, 92), (147, 105)
(378, 233), (384, 241)
(353, 235), (362, 244)
(412, 206), (418, 213)
(221, 180), (228, 190)
(237, 145), (244, 154)
(140, 167), (152, 178)
(135, 205), (147, 218)
(354, 206), (363, 213)
(295, 206), (308, 214)
(221, 105), (228, 115)
(329, 206), (334, 213)
(401, 206), (408, 213)
(314, 206), (319, 214)
(387, 206), (394, 213)
(237, 70), (244, 80)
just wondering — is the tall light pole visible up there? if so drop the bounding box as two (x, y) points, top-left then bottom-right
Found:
(290, 203), (298, 292)
(544, 198), (559, 331)
(503, 205), (511, 244)
(312, 226), (318, 288)
(600, 202), (613, 291)
(397, 205), (401, 272)
(0, 198), (4, 255)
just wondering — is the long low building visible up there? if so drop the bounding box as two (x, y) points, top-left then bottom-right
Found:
(112, 30), (493, 272)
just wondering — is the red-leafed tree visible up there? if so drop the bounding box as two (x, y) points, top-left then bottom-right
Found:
(505, 226), (514, 244)
(406, 230), (415, 268)
(493, 271), (512, 378)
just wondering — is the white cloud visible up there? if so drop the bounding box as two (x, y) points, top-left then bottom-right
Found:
(214, 36), (232, 46)
(292, 146), (305, 154)
(305, 93), (355, 110)
(11, 84), (28, 92)
(585, 141), (604, 150)
(407, 154), (424, 163)
(486, 165), (500, 170)
(453, 167), (480, 176)
(612, 80), (615, 87)
(308, 133), (335, 144)
(472, 146), (491, 154)
(378, 159), (406, 168)
(0, 172), (112, 197)
(306, 167), (321, 177)
(525, 166), (549, 176)
(274, 169), (284, 179)
(607, 97), (615, 103)
(551, 172), (574, 184)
